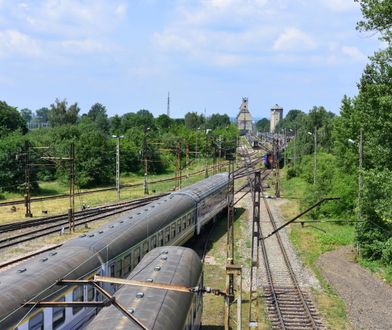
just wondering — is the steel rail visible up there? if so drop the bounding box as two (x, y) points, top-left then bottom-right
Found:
(261, 194), (319, 329)
(0, 194), (167, 234)
(0, 199), (157, 250)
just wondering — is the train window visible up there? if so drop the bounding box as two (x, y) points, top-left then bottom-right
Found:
(110, 264), (115, 277)
(53, 297), (65, 329)
(188, 213), (193, 226)
(165, 228), (170, 243)
(72, 286), (84, 315)
(142, 241), (149, 257)
(29, 311), (43, 330)
(150, 236), (157, 249)
(171, 223), (176, 238)
(177, 220), (182, 233)
(133, 248), (140, 268)
(123, 254), (132, 275)
(183, 218), (187, 230)
(158, 231), (163, 246)
(87, 286), (95, 301)
(115, 260), (122, 278)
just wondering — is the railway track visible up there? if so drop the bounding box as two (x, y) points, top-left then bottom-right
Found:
(0, 194), (167, 251)
(260, 194), (324, 329)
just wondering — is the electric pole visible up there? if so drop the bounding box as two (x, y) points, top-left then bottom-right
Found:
(205, 130), (209, 178)
(167, 92), (170, 117)
(314, 126), (317, 185)
(218, 135), (222, 172)
(68, 143), (75, 232)
(24, 140), (32, 218)
(186, 142), (189, 178)
(112, 135), (124, 200)
(274, 137), (280, 198)
(175, 142), (181, 190)
(143, 127), (149, 195)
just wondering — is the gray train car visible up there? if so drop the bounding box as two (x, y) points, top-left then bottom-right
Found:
(0, 173), (228, 330)
(86, 246), (203, 330)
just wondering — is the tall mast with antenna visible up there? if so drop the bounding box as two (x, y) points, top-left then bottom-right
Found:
(167, 92), (170, 117)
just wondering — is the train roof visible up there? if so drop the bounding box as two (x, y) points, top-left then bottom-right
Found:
(173, 172), (229, 202)
(86, 246), (202, 330)
(0, 194), (193, 327)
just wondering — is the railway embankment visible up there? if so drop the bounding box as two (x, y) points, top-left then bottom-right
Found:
(318, 246), (392, 329)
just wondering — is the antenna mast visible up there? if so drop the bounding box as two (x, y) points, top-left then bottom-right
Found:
(167, 92), (170, 117)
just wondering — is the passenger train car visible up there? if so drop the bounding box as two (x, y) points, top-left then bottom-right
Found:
(86, 246), (203, 330)
(0, 173), (228, 330)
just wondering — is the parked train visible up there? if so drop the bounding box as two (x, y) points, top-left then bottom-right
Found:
(0, 173), (228, 330)
(86, 246), (203, 330)
(263, 152), (284, 169)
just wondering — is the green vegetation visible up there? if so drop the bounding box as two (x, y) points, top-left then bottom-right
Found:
(275, 1), (392, 270)
(0, 99), (238, 201)
(279, 170), (354, 328)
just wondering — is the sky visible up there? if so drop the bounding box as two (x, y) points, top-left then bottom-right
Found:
(0, 0), (382, 119)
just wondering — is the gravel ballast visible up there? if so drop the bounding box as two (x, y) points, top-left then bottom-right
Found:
(317, 246), (392, 330)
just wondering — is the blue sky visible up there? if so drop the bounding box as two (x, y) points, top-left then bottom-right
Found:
(0, 0), (382, 119)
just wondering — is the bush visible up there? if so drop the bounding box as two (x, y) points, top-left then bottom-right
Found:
(382, 237), (392, 265)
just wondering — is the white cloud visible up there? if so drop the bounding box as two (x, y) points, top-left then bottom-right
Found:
(341, 46), (368, 62)
(320, 0), (358, 12)
(1, 0), (128, 37)
(0, 29), (42, 58)
(273, 27), (316, 51)
(60, 39), (110, 54)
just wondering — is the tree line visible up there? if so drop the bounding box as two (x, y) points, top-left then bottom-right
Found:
(0, 99), (238, 195)
(276, 0), (392, 266)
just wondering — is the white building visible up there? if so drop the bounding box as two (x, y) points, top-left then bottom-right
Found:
(270, 104), (283, 133)
(236, 97), (253, 135)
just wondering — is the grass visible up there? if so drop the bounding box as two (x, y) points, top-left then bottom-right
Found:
(0, 160), (220, 225)
(278, 169), (355, 329)
(201, 196), (269, 329)
(358, 258), (392, 284)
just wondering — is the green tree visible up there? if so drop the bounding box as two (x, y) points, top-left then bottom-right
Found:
(35, 107), (49, 123)
(0, 101), (27, 136)
(0, 133), (38, 193)
(87, 103), (109, 133)
(356, 0), (392, 42)
(256, 118), (270, 132)
(207, 113), (231, 129)
(48, 99), (80, 127)
(20, 108), (32, 123)
(109, 115), (122, 135)
(156, 114), (174, 130)
(184, 112), (204, 129)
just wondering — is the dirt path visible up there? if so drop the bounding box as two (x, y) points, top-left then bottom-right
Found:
(317, 246), (392, 330)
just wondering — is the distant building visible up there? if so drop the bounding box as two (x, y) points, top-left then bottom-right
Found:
(236, 97), (253, 135)
(270, 104), (283, 133)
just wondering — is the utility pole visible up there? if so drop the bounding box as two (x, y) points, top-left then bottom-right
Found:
(274, 137), (280, 198)
(167, 92), (170, 117)
(225, 161), (242, 330)
(248, 170), (261, 328)
(143, 127), (150, 195)
(293, 128), (297, 170)
(213, 143), (217, 175)
(175, 142), (181, 190)
(205, 130), (209, 178)
(112, 135), (124, 201)
(313, 126), (317, 185)
(357, 129), (363, 254)
(68, 143), (75, 232)
(24, 141), (32, 218)
(218, 135), (222, 172)
(195, 129), (199, 163)
(307, 128), (317, 185)
(186, 142), (189, 178)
